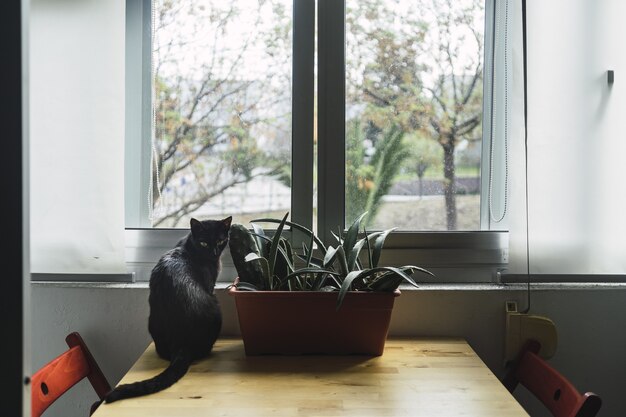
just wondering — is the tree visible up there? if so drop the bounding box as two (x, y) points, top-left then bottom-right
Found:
(150, 0), (291, 226)
(346, 0), (484, 230)
(404, 135), (442, 197)
(420, 0), (484, 229)
(346, 121), (410, 226)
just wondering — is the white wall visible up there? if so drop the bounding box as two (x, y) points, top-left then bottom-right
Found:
(30, 0), (126, 274)
(31, 283), (626, 417)
(515, 0), (626, 274)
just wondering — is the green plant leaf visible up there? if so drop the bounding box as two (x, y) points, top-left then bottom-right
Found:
(250, 232), (272, 259)
(372, 228), (396, 268)
(299, 242), (312, 289)
(296, 253), (324, 268)
(324, 245), (349, 276)
(374, 266), (417, 287)
(244, 253), (261, 261)
(244, 253), (270, 290)
(234, 281), (259, 291)
(252, 217), (327, 255)
(252, 232), (294, 276)
(279, 268), (341, 287)
(359, 230), (385, 268)
(343, 212), (367, 257)
(250, 223), (267, 257)
(337, 270), (362, 310)
(368, 273), (404, 291)
(405, 265), (436, 278)
(359, 230), (384, 270)
(366, 265), (429, 291)
(311, 272), (329, 291)
(369, 265), (433, 290)
(364, 228), (373, 269)
(268, 212), (289, 289)
(335, 246), (349, 277)
(337, 266), (426, 309)
(327, 274), (342, 288)
(347, 237), (367, 271)
(305, 232), (314, 268)
(279, 238), (295, 274)
(323, 245), (337, 269)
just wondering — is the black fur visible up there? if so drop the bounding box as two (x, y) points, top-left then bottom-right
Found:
(105, 216), (232, 403)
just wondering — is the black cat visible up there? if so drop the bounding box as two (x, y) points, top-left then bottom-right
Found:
(105, 216), (231, 403)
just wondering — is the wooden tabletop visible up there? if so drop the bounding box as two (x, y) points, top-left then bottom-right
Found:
(94, 338), (528, 416)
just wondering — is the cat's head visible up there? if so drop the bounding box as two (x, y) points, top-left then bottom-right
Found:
(189, 216), (232, 257)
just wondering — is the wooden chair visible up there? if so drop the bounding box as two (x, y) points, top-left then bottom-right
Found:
(31, 332), (111, 417)
(503, 339), (601, 417)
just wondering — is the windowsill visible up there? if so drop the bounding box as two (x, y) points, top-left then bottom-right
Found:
(31, 281), (150, 289)
(30, 281), (626, 291)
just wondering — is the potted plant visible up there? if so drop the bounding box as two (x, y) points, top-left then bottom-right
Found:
(228, 212), (434, 355)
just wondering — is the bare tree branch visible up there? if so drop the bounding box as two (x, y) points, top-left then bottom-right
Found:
(363, 88), (393, 107)
(455, 114), (481, 137)
(154, 166), (283, 227)
(461, 67), (482, 106)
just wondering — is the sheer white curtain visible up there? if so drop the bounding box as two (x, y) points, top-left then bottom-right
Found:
(506, 0), (626, 274)
(30, 0), (126, 274)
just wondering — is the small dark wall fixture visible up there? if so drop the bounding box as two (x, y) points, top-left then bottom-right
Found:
(608, 70), (614, 85)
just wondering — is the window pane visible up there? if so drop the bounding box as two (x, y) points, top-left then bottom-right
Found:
(151, 0), (292, 227)
(345, 0), (484, 230)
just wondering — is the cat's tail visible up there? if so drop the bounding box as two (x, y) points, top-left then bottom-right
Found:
(104, 349), (191, 403)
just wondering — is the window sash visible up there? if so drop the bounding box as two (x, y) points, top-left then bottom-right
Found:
(291, 0), (316, 240)
(481, 0), (510, 231)
(125, 0), (152, 228)
(317, 0), (345, 244)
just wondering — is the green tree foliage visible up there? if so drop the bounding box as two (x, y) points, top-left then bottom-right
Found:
(346, 121), (411, 226)
(404, 135), (442, 196)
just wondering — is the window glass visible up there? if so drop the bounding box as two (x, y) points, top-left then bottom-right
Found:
(345, 0), (484, 230)
(151, 0), (292, 227)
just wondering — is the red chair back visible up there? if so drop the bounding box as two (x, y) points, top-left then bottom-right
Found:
(504, 340), (601, 417)
(31, 332), (111, 417)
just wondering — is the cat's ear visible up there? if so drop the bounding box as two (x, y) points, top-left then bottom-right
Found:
(190, 218), (203, 235)
(221, 216), (233, 229)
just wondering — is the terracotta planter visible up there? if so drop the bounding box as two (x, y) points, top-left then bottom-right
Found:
(229, 279), (399, 356)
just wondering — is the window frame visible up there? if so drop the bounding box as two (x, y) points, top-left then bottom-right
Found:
(481, 0), (509, 230)
(124, 0), (509, 284)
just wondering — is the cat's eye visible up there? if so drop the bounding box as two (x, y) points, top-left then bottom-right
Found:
(199, 242), (208, 247)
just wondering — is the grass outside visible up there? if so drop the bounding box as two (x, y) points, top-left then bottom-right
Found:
(368, 194), (480, 231)
(395, 166), (481, 181)
(227, 194), (480, 232)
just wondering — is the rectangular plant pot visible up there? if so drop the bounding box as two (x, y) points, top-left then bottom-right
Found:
(229, 281), (399, 356)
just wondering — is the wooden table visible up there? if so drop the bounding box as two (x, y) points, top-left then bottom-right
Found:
(94, 338), (528, 416)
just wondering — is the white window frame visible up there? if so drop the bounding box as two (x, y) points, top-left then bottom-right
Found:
(124, 0), (509, 284)
(125, 0), (152, 229)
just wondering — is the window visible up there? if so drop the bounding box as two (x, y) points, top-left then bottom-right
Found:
(126, 0), (293, 229)
(126, 0), (507, 282)
(345, 0), (484, 231)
